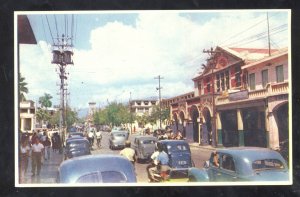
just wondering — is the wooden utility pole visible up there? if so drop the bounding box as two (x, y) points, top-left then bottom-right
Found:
(154, 75), (163, 129)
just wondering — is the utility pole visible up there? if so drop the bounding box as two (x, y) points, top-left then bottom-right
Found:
(51, 33), (73, 147)
(203, 47), (220, 147)
(154, 75), (163, 129)
(129, 92), (133, 134)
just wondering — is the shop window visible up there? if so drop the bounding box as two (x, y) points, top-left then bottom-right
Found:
(261, 69), (268, 87)
(235, 66), (241, 87)
(249, 73), (256, 90)
(276, 65), (284, 83)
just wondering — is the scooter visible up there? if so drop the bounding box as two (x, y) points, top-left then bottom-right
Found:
(151, 165), (171, 182)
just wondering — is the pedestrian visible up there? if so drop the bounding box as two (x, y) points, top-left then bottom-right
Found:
(175, 130), (183, 140)
(147, 145), (160, 182)
(31, 138), (44, 176)
(43, 137), (51, 160)
(20, 140), (30, 181)
(88, 130), (94, 147)
(51, 133), (57, 152)
(96, 130), (102, 148)
(31, 132), (38, 146)
(119, 140), (136, 165)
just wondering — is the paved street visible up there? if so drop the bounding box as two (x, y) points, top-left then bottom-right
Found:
(19, 132), (212, 184)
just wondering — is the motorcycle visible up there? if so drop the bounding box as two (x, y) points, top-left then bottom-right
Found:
(151, 165), (171, 182)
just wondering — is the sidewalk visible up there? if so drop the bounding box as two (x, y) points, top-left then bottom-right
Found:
(20, 149), (63, 184)
(189, 142), (216, 151)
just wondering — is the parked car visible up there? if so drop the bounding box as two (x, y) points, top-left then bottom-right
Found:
(58, 154), (137, 183)
(188, 147), (289, 182)
(157, 140), (194, 182)
(65, 138), (91, 160)
(109, 131), (127, 150)
(132, 136), (157, 162)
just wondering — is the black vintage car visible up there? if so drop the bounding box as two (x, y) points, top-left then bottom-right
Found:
(65, 138), (91, 160)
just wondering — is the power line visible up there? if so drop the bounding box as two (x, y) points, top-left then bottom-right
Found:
(54, 15), (59, 40)
(219, 12), (280, 46)
(45, 15), (55, 44)
(224, 24), (287, 48)
(41, 16), (49, 44)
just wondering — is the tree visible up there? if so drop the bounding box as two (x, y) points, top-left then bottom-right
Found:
(36, 108), (51, 126)
(19, 74), (28, 102)
(39, 93), (53, 109)
(66, 107), (79, 130)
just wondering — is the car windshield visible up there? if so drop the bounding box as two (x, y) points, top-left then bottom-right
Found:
(141, 139), (155, 144)
(252, 159), (285, 171)
(68, 141), (88, 149)
(114, 133), (126, 137)
(166, 143), (189, 153)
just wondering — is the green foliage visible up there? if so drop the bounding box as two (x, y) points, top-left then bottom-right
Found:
(36, 108), (51, 123)
(19, 74), (28, 102)
(93, 102), (132, 127)
(39, 93), (53, 109)
(66, 107), (79, 129)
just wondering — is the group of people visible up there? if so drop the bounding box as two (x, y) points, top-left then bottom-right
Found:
(156, 129), (183, 140)
(86, 129), (102, 148)
(19, 130), (62, 181)
(118, 139), (170, 182)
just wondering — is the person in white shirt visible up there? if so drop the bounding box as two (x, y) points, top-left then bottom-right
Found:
(31, 138), (44, 176)
(20, 141), (30, 181)
(147, 146), (160, 182)
(95, 130), (102, 148)
(120, 141), (136, 165)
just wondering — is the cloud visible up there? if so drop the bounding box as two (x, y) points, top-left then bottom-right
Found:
(21, 11), (289, 108)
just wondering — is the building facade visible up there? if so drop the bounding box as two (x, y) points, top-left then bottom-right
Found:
(20, 100), (36, 132)
(164, 46), (289, 149)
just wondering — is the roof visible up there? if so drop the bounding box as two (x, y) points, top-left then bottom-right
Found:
(18, 15), (37, 44)
(159, 140), (188, 145)
(134, 136), (157, 140)
(59, 154), (136, 183)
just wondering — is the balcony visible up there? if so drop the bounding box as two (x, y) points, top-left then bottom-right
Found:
(216, 81), (289, 105)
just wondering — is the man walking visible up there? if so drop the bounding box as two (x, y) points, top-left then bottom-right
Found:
(119, 141), (136, 165)
(31, 138), (44, 176)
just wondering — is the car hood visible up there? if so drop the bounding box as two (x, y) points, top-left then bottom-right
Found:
(169, 152), (192, 168)
(251, 170), (289, 181)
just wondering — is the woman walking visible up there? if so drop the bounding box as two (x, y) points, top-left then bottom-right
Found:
(20, 140), (30, 182)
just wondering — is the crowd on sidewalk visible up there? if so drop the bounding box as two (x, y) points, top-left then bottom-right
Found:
(19, 130), (63, 183)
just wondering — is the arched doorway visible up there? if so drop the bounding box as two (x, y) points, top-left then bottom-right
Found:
(173, 113), (178, 131)
(202, 107), (212, 145)
(190, 105), (199, 142)
(275, 102), (288, 143)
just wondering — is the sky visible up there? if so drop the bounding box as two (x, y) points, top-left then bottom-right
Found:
(18, 10), (289, 111)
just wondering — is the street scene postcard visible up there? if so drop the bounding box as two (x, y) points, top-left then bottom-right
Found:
(15, 10), (292, 186)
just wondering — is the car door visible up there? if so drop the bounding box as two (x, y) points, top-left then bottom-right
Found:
(217, 154), (239, 182)
(207, 152), (220, 181)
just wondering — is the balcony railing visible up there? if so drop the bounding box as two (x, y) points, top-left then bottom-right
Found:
(216, 81), (289, 105)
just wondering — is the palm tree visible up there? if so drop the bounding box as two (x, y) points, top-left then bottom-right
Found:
(39, 93), (53, 109)
(19, 74), (28, 102)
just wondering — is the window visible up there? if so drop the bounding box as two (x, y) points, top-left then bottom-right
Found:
(206, 77), (211, 93)
(76, 171), (127, 183)
(216, 74), (220, 92)
(276, 65), (284, 83)
(221, 73), (225, 91)
(252, 159), (284, 171)
(261, 69), (268, 87)
(225, 70), (230, 89)
(235, 66), (241, 87)
(221, 154), (235, 171)
(249, 73), (256, 90)
(76, 172), (99, 183)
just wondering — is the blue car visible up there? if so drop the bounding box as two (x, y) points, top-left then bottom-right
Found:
(157, 140), (194, 181)
(58, 154), (137, 183)
(188, 147), (289, 182)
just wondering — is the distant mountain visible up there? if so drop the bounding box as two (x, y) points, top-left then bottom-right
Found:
(77, 108), (89, 118)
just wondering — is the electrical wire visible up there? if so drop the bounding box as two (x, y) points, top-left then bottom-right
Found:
(54, 15), (59, 40)
(41, 16), (49, 44)
(219, 12), (281, 46)
(45, 15), (55, 45)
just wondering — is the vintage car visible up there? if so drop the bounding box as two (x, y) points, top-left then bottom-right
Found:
(58, 154), (137, 183)
(188, 147), (289, 182)
(132, 136), (157, 162)
(157, 140), (194, 182)
(64, 138), (91, 160)
(109, 131), (128, 150)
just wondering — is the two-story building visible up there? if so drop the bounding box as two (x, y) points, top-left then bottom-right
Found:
(164, 46), (289, 149)
(20, 100), (36, 132)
